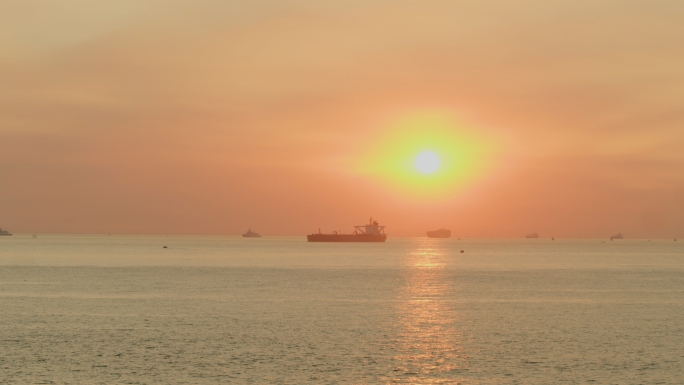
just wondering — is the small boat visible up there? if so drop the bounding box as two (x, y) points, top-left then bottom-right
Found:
(242, 228), (262, 238)
(610, 233), (623, 240)
(0, 227), (11, 236)
(526, 232), (539, 239)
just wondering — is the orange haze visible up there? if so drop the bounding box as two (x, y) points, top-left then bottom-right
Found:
(1, 1), (684, 238)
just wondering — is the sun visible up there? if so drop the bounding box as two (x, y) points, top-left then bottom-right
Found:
(415, 151), (440, 174)
(351, 111), (497, 198)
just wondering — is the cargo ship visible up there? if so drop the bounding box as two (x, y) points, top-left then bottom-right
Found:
(242, 228), (262, 237)
(526, 232), (539, 239)
(307, 218), (387, 242)
(427, 228), (451, 238)
(0, 227), (11, 236)
(610, 233), (623, 240)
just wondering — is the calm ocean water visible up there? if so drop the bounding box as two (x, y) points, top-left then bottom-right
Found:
(1, 235), (683, 384)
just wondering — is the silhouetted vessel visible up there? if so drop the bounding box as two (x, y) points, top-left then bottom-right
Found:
(307, 218), (387, 242)
(427, 228), (451, 238)
(242, 228), (262, 238)
(526, 232), (539, 239)
(610, 233), (623, 240)
(0, 227), (11, 236)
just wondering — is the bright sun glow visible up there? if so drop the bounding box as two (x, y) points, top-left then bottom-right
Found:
(352, 111), (497, 199)
(415, 151), (440, 173)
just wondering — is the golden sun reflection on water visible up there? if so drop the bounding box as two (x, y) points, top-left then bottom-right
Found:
(389, 239), (469, 384)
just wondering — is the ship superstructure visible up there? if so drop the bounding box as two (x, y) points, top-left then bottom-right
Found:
(0, 227), (11, 236)
(307, 218), (387, 242)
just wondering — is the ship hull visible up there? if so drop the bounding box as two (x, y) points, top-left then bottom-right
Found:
(307, 234), (387, 242)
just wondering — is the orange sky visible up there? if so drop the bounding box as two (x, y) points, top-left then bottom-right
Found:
(1, 1), (683, 237)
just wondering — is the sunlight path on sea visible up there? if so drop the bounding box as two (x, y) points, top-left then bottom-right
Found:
(389, 239), (468, 384)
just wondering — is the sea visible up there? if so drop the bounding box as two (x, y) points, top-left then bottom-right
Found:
(1, 235), (683, 384)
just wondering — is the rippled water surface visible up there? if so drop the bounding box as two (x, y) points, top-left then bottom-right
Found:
(1, 235), (683, 384)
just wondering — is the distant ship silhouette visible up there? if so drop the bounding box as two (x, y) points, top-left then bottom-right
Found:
(0, 227), (11, 236)
(610, 233), (623, 240)
(526, 232), (539, 239)
(242, 228), (262, 238)
(307, 217), (387, 242)
(427, 228), (451, 238)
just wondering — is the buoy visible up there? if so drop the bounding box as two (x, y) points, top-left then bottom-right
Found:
(163, 246), (167, 249)
(460, 250), (464, 253)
